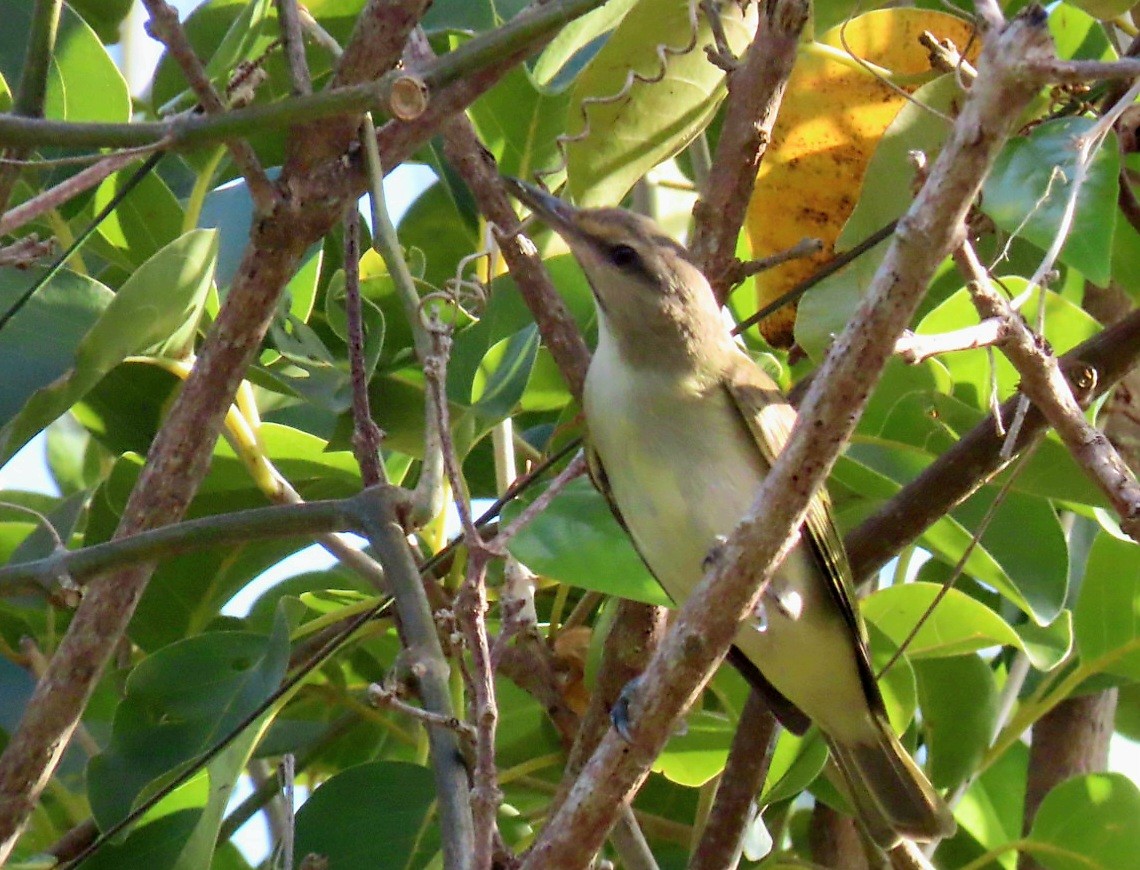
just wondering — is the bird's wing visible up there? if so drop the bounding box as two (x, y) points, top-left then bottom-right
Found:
(721, 354), (884, 714)
(586, 439), (812, 734)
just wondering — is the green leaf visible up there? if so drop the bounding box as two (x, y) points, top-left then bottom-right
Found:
(863, 583), (1022, 659)
(292, 761), (438, 869)
(395, 180), (480, 291)
(793, 236), (891, 362)
(504, 477), (670, 606)
(566, 0), (757, 206)
(655, 710), (734, 787)
(836, 446), (1065, 623)
(532, 0), (639, 90)
(421, 0), (531, 33)
(0, 0), (129, 124)
(837, 75), (962, 250)
(1027, 774), (1140, 870)
(915, 285), (1101, 410)
(469, 63), (569, 179)
(1047, 4), (1116, 61)
(956, 741), (1027, 864)
(0, 267), (112, 431)
(75, 168), (185, 272)
(983, 117), (1119, 286)
(760, 730), (829, 806)
(1015, 611), (1074, 672)
(471, 324), (540, 421)
(915, 656), (998, 790)
(88, 614), (290, 830)
(71, 0), (135, 43)
(0, 229), (218, 465)
(1075, 532), (1140, 680)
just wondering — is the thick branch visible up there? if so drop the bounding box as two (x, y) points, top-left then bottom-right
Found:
(520, 11), (1053, 866)
(689, 692), (777, 870)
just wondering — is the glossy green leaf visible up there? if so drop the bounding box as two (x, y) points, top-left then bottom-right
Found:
(655, 710), (734, 787)
(1048, 4), (1116, 61)
(836, 447), (1062, 622)
(955, 740), (1027, 860)
(915, 656), (998, 790)
(1075, 532), (1140, 680)
(760, 730), (829, 806)
(1027, 774), (1140, 870)
(471, 325), (540, 420)
(1015, 611), (1074, 672)
(293, 761), (438, 868)
(915, 284), (1101, 410)
(421, 0), (530, 32)
(863, 583), (1022, 659)
(837, 75), (961, 250)
(88, 613), (290, 830)
(857, 356), (954, 438)
(566, 0), (757, 205)
(505, 477), (669, 606)
(469, 63), (569, 179)
(532, 0), (639, 90)
(983, 118), (1119, 286)
(0, 267), (112, 432)
(395, 180), (480, 291)
(793, 236), (891, 362)
(71, 0), (135, 43)
(0, 229), (217, 465)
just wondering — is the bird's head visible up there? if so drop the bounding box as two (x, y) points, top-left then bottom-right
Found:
(505, 178), (730, 370)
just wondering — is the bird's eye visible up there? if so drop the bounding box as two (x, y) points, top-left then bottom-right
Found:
(607, 244), (640, 269)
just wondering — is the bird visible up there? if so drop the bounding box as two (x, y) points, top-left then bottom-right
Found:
(504, 177), (955, 848)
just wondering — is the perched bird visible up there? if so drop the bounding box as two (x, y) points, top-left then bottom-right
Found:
(505, 177), (955, 848)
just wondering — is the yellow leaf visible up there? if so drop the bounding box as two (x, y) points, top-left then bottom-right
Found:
(745, 9), (979, 347)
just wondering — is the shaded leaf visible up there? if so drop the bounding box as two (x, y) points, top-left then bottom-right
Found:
(983, 118), (1119, 286)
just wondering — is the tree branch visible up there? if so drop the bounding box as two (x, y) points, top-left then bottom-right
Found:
(141, 0), (278, 211)
(688, 0), (809, 300)
(846, 305), (1140, 581)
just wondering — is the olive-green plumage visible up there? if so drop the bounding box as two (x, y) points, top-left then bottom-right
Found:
(506, 178), (955, 848)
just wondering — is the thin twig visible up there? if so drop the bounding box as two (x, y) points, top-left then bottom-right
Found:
(343, 206), (387, 487)
(894, 318), (1009, 364)
(0, 147), (157, 236)
(275, 0), (313, 95)
(140, 0), (278, 211)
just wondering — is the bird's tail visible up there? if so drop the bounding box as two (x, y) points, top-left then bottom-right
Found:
(827, 715), (956, 848)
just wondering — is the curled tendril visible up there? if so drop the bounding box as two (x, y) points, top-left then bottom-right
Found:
(534, 0), (705, 186)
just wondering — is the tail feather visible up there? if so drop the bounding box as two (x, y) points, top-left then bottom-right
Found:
(828, 717), (956, 848)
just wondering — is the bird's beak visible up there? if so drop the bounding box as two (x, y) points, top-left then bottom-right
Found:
(503, 177), (580, 238)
